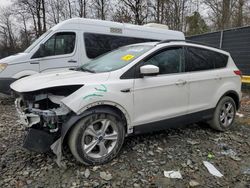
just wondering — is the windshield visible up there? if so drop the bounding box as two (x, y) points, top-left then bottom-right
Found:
(24, 30), (53, 53)
(80, 45), (153, 73)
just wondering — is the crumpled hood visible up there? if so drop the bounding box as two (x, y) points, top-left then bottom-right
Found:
(10, 69), (110, 93)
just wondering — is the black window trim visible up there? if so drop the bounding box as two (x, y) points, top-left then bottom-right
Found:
(121, 44), (229, 79)
(120, 45), (185, 79)
(31, 31), (77, 59)
(183, 45), (229, 73)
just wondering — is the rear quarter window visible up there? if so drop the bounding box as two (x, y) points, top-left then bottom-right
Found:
(213, 52), (228, 68)
(185, 47), (228, 72)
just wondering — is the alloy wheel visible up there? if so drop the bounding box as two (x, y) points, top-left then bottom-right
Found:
(82, 119), (118, 158)
(219, 101), (235, 127)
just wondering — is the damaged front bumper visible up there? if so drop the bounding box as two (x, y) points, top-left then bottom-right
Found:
(15, 98), (41, 127)
(23, 128), (57, 153)
(15, 95), (70, 154)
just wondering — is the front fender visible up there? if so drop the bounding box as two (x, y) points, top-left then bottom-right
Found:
(61, 82), (133, 128)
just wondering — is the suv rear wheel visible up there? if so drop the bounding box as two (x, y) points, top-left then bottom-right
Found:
(209, 96), (236, 131)
(68, 113), (125, 165)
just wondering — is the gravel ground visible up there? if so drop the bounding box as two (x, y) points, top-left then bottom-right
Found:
(0, 94), (250, 188)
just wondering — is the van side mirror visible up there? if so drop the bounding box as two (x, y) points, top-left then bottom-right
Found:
(140, 65), (159, 76)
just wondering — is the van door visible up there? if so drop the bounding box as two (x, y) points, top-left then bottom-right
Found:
(31, 31), (79, 72)
(133, 47), (189, 126)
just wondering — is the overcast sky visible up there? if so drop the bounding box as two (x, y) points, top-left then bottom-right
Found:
(0, 0), (12, 7)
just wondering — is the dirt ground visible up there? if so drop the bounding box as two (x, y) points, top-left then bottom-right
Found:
(0, 93), (250, 188)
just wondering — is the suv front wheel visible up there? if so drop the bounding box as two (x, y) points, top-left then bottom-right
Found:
(68, 113), (125, 165)
(209, 96), (237, 131)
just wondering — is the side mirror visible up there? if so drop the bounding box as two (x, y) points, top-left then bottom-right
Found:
(140, 65), (159, 76)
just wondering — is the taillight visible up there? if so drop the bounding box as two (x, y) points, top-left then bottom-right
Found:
(234, 70), (242, 77)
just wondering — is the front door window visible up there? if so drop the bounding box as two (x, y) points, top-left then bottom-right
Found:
(32, 32), (76, 58)
(143, 47), (184, 75)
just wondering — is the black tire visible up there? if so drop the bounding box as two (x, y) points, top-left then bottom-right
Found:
(209, 96), (236, 131)
(68, 113), (125, 165)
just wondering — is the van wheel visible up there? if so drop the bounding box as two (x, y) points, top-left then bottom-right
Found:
(209, 96), (236, 131)
(68, 113), (125, 165)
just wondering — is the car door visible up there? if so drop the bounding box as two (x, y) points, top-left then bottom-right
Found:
(31, 31), (79, 72)
(184, 46), (220, 113)
(133, 46), (189, 126)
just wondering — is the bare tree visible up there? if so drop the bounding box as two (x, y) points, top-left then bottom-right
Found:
(91, 0), (110, 20)
(77, 0), (88, 18)
(149, 0), (165, 24)
(47, 0), (66, 25)
(204, 0), (240, 30)
(222, 0), (230, 29)
(14, 6), (33, 48)
(112, 5), (132, 23)
(15, 0), (47, 37)
(148, 0), (191, 30)
(67, 0), (72, 18)
(233, 0), (245, 27)
(0, 7), (18, 54)
(41, 0), (46, 32)
(121, 0), (149, 25)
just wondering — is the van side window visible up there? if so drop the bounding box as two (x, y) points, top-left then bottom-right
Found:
(143, 47), (184, 75)
(185, 47), (228, 72)
(32, 32), (76, 58)
(84, 33), (156, 59)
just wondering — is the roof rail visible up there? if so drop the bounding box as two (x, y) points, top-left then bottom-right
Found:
(157, 39), (220, 49)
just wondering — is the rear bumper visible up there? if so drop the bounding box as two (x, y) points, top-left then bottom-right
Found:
(0, 78), (16, 94)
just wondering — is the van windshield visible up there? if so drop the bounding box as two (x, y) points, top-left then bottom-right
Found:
(79, 45), (153, 73)
(24, 30), (53, 53)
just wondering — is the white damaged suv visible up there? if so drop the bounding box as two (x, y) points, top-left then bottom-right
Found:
(11, 40), (242, 165)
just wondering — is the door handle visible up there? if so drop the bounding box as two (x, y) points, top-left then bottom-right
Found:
(120, 88), (131, 93)
(68, 60), (77, 63)
(30, 61), (39, 64)
(175, 80), (187, 86)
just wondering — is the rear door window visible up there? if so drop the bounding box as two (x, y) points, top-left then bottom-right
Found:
(185, 47), (228, 72)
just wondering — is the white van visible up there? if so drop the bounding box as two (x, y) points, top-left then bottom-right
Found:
(0, 18), (185, 94)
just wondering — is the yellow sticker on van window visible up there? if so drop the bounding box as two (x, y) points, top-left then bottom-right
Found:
(121, 54), (135, 61)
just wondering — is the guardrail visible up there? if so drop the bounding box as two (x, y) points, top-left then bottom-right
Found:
(242, 76), (250, 84)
